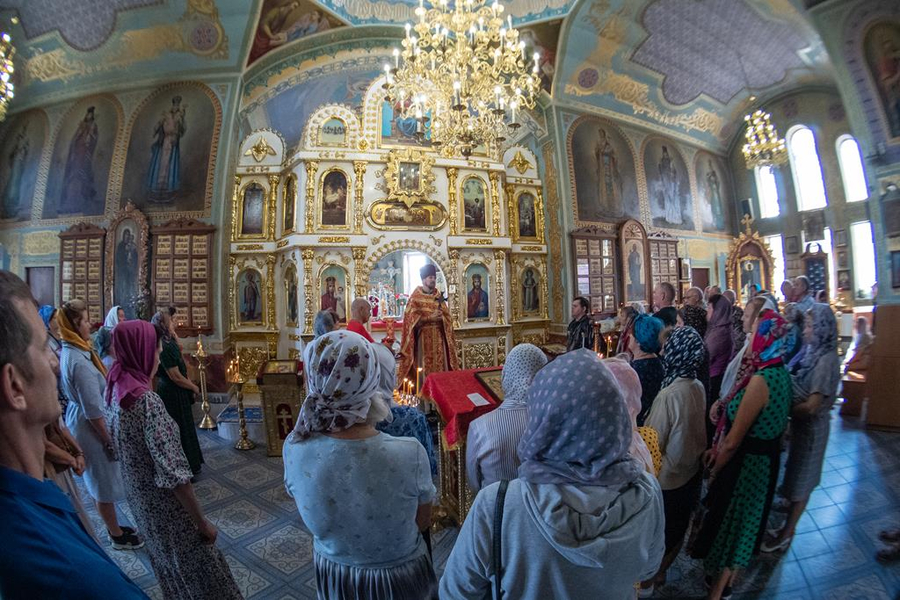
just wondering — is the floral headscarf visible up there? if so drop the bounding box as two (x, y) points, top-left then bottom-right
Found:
(501, 343), (547, 407)
(105, 320), (157, 409)
(517, 350), (641, 486)
(790, 303), (840, 401)
(721, 309), (787, 408)
(661, 326), (705, 388)
(291, 331), (383, 441)
(603, 357), (655, 474)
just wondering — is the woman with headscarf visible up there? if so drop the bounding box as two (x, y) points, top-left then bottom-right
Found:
(38, 305), (96, 541)
(440, 350), (665, 599)
(373, 343), (437, 477)
(106, 320), (241, 599)
(284, 331), (438, 600)
(615, 304), (643, 359)
(641, 326), (707, 594)
(466, 343), (548, 492)
(705, 294), (734, 442)
(762, 304), (841, 553)
(151, 311), (203, 476)
(59, 299), (142, 549)
(691, 309), (792, 600)
(603, 357), (659, 475)
(95, 305), (124, 371)
(629, 314), (666, 425)
(843, 316), (873, 374)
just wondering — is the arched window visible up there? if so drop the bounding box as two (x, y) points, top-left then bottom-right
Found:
(787, 125), (828, 211)
(755, 165), (780, 218)
(836, 135), (868, 203)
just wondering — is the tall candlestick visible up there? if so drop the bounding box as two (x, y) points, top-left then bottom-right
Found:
(416, 367), (423, 397)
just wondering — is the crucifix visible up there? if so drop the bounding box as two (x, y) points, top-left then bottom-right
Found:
(741, 213), (754, 235)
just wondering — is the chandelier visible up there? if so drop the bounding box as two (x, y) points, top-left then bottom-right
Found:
(742, 108), (786, 170)
(0, 30), (14, 123)
(383, 0), (540, 158)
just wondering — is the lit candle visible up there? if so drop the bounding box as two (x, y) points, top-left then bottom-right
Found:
(507, 15), (512, 29)
(416, 367), (423, 396)
(510, 100), (517, 122)
(405, 22), (411, 39)
(453, 80), (461, 106)
(393, 47), (400, 68)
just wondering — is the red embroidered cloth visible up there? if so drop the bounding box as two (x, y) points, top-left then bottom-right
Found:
(424, 368), (500, 450)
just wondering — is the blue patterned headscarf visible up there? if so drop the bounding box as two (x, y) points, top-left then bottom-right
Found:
(39, 305), (56, 330)
(791, 303), (840, 400)
(633, 314), (664, 354)
(517, 349), (642, 486)
(662, 326), (705, 388)
(502, 343), (548, 407)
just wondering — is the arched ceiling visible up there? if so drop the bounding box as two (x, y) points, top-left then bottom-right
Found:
(556, 0), (834, 149)
(2, 0), (837, 152)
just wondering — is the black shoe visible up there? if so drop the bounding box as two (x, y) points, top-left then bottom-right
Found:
(109, 529), (144, 550)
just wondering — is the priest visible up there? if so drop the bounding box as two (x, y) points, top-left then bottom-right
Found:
(398, 263), (460, 387)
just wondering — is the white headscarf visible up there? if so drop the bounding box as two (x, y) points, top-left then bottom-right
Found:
(718, 295), (779, 401)
(104, 306), (122, 329)
(371, 343), (399, 407)
(501, 343), (547, 407)
(291, 331), (387, 441)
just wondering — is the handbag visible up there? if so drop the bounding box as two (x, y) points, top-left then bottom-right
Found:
(492, 480), (510, 600)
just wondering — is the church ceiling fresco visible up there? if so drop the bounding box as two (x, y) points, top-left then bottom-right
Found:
(310, 0), (574, 27)
(0, 0), (250, 107)
(247, 0), (344, 65)
(557, 0), (834, 149)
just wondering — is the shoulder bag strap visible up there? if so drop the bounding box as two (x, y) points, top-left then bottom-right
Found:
(492, 479), (510, 600)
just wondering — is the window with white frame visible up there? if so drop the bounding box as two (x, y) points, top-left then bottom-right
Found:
(755, 165), (780, 218)
(787, 126), (828, 211)
(764, 235), (786, 299)
(836, 135), (868, 202)
(850, 221), (876, 300)
(403, 252), (428, 295)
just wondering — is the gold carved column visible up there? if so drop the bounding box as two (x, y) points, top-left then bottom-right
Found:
(449, 248), (461, 329)
(505, 183), (516, 238)
(534, 188), (546, 244)
(304, 161), (318, 233)
(228, 255), (236, 330)
(489, 172), (502, 237)
(352, 247), (367, 298)
(230, 175), (240, 241)
(353, 161), (366, 234)
(266, 254), (277, 330)
(301, 249), (315, 334)
(267, 174), (280, 241)
(540, 255), (550, 320)
(447, 167), (459, 236)
(493, 249), (506, 325)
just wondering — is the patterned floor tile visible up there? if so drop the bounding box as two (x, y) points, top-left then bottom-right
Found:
(193, 476), (237, 506)
(246, 525), (314, 575)
(258, 483), (299, 513)
(816, 573), (894, 599)
(225, 554), (273, 599)
(206, 499), (277, 539)
(222, 463), (282, 489)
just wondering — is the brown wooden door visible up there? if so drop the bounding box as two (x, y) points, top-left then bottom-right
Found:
(691, 268), (710, 290)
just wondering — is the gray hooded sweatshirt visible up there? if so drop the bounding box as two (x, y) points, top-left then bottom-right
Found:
(440, 471), (665, 599)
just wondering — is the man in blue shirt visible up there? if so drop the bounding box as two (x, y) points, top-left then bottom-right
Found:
(0, 270), (147, 599)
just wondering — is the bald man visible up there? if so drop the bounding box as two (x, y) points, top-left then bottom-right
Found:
(346, 298), (375, 343)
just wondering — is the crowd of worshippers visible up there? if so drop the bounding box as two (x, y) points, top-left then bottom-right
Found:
(0, 265), (889, 600)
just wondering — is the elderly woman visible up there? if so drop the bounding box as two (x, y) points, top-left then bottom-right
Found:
(95, 305), (125, 371)
(107, 320), (241, 599)
(440, 350), (664, 599)
(642, 326), (707, 593)
(372, 343), (437, 476)
(314, 309), (338, 338)
(151, 311), (203, 476)
(466, 343), (548, 492)
(284, 331), (437, 600)
(603, 357), (659, 475)
(705, 294), (734, 440)
(692, 309), (792, 600)
(59, 299), (142, 549)
(762, 304), (841, 553)
(630, 314), (666, 425)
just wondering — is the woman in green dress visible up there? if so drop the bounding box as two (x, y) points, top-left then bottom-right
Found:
(151, 311), (203, 476)
(691, 299), (791, 600)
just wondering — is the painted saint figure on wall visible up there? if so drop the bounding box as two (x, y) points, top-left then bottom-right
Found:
(522, 268), (539, 313)
(58, 107), (98, 215)
(286, 267), (299, 324)
(659, 146), (680, 225)
(462, 177), (486, 231)
(321, 170), (347, 226)
(114, 226), (139, 319)
(0, 126), (29, 220)
(517, 192), (537, 238)
(864, 23), (900, 138)
(240, 270), (262, 323)
(594, 128), (622, 214)
(626, 242), (644, 302)
(148, 96), (186, 201)
(467, 272), (490, 320)
(705, 160), (723, 229)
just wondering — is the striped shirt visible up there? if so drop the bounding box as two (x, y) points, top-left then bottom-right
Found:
(465, 404), (529, 493)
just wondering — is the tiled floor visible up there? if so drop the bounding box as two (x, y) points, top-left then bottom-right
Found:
(77, 411), (900, 599)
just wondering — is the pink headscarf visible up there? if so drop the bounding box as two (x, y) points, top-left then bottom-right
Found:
(603, 357), (655, 474)
(105, 320), (158, 410)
